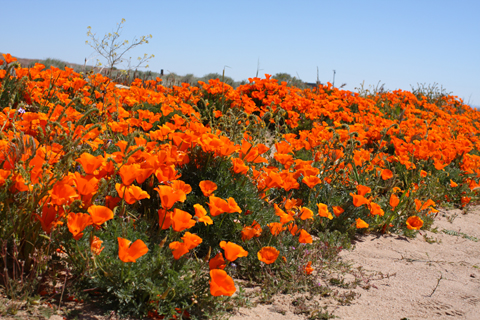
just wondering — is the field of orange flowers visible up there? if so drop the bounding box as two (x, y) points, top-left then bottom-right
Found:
(1, 52), (480, 318)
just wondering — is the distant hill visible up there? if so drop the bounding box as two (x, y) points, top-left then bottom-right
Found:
(0, 52), (86, 71)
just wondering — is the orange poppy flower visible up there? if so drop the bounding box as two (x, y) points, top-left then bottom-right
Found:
(154, 185), (182, 209)
(355, 218), (369, 229)
(257, 246), (279, 264)
(216, 136), (240, 158)
(158, 208), (173, 229)
(288, 223), (299, 236)
(356, 185), (371, 196)
(274, 153), (294, 168)
(11, 173), (29, 192)
(284, 198), (301, 210)
(193, 204), (213, 225)
(420, 170), (428, 178)
(170, 180), (192, 201)
(90, 236), (104, 255)
(406, 216), (423, 230)
(274, 204), (294, 224)
(268, 222), (285, 236)
(87, 205), (114, 226)
(381, 169), (393, 180)
(209, 252), (226, 270)
(50, 180), (78, 206)
(219, 241), (248, 261)
(421, 199), (435, 211)
(415, 198), (435, 212)
(389, 194), (400, 208)
(171, 208), (196, 232)
(350, 193), (370, 207)
(299, 229), (313, 243)
(304, 261), (314, 275)
(226, 197), (242, 213)
(280, 172), (300, 192)
(115, 183), (150, 204)
(135, 166), (155, 184)
(35, 205), (62, 235)
(241, 220), (262, 241)
(414, 199), (422, 211)
(392, 187), (403, 193)
(210, 269), (236, 296)
(0, 169), (10, 187)
(115, 140), (128, 153)
(368, 202), (384, 216)
(169, 232), (202, 259)
(207, 195), (230, 217)
(231, 158), (249, 174)
(264, 170), (283, 189)
(182, 232), (202, 250)
(76, 153), (104, 175)
(117, 237), (149, 262)
(98, 159), (115, 177)
(353, 149), (370, 167)
(198, 133), (224, 154)
(332, 206), (344, 217)
(73, 172), (99, 197)
(317, 203), (333, 220)
(169, 241), (189, 260)
(118, 164), (138, 186)
(240, 141), (269, 163)
(67, 212), (93, 240)
(450, 179), (458, 187)
(105, 195), (121, 210)
(199, 180), (217, 197)
(299, 207), (314, 220)
(461, 196), (471, 207)
(302, 175), (321, 188)
(155, 165), (180, 183)
(2, 53), (17, 64)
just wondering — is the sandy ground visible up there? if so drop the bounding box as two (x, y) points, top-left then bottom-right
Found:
(231, 207), (480, 320)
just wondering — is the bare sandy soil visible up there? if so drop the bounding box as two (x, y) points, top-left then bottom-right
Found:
(231, 207), (480, 320)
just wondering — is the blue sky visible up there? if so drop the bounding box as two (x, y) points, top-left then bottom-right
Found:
(2, 0), (479, 106)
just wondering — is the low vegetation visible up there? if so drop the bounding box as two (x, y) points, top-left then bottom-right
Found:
(0, 52), (479, 319)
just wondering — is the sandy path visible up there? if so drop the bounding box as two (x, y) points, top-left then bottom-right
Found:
(231, 207), (480, 320)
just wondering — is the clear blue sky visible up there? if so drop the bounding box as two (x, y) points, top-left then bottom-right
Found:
(2, 0), (479, 106)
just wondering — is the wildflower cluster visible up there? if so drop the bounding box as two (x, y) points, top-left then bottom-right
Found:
(1, 53), (479, 317)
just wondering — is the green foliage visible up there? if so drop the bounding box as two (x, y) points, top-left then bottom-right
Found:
(67, 216), (217, 318)
(0, 67), (107, 302)
(273, 72), (306, 89)
(442, 229), (479, 242)
(28, 58), (70, 70)
(411, 82), (451, 106)
(0, 61), (28, 112)
(199, 73), (237, 87)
